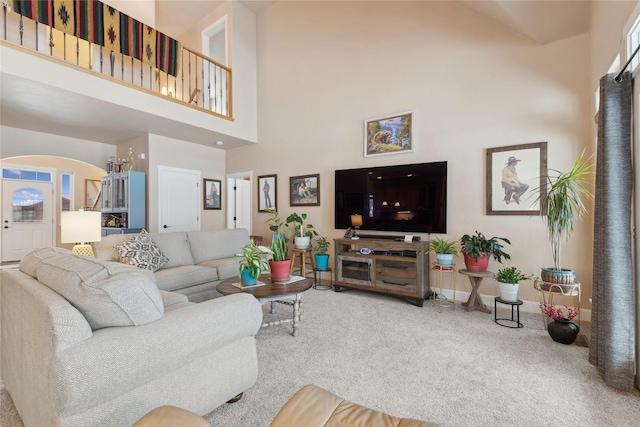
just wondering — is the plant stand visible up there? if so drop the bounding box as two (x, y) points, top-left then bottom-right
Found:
(431, 263), (456, 312)
(534, 278), (581, 330)
(290, 248), (315, 279)
(313, 268), (332, 290)
(458, 269), (493, 314)
(494, 297), (523, 328)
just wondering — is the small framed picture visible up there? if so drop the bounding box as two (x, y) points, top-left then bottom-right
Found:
(85, 179), (101, 210)
(290, 174), (320, 206)
(364, 111), (414, 157)
(204, 178), (222, 210)
(258, 174), (277, 212)
(486, 142), (547, 215)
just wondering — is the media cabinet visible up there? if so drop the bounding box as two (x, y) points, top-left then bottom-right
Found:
(333, 237), (430, 306)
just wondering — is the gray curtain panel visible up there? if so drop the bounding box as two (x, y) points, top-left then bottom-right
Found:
(589, 72), (635, 392)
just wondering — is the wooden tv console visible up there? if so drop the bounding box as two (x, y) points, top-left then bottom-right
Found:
(333, 238), (430, 306)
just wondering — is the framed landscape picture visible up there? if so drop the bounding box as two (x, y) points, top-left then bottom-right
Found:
(258, 174), (277, 212)
(486, 142), (547, 215)
(364, 111), (414, 157)
(290, 174), (320, 206)
(204, 178), (222, 210)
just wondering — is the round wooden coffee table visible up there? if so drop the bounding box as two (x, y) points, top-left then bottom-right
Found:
(217, 276), (313, 336)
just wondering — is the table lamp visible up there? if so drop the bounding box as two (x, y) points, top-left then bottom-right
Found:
(61, 209), (102, 257)
(351, 214), (363, 229)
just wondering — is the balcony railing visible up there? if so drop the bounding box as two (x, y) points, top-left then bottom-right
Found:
(1, 4), (233, 120)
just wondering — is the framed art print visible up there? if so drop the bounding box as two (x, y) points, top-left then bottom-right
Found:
(204, 178), (222, 210)
(486, 142), (547, 215)
(290, 174), (320, 206)
(364, 111), (414, 157)
(258, 174), (277, 212)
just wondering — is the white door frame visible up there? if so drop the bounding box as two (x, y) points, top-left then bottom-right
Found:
(226, 171), (252, 231)
(201, 15), (228, 65)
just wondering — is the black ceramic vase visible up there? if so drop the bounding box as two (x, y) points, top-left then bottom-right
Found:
(547, 318), (579, 344)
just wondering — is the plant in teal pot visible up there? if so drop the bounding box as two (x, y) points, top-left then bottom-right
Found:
(313, 236), (330, 271)
(236, 240), (272, 286)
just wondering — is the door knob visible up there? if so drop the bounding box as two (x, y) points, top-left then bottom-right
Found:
(163, 225), (168, 228)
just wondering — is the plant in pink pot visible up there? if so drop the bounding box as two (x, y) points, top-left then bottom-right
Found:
(460, 231), (511, 272)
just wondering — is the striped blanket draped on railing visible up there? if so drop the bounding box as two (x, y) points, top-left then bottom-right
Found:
(6, 0), (180, 76)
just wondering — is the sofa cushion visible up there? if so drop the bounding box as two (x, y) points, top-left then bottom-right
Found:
(147, 232), (195, 268)
(115, 230), (169, 272)
(93, 234), (131, 262)
(197, 257), (241, 280)
(188, 229), (250, 264)
(35, 251), (164, 330)
(20, 246), (73, 277)
(153, 265), (219, 292)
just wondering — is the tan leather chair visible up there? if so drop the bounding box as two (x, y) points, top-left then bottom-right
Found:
(132, 406), (210, 427)
(270, 385), (439, 427)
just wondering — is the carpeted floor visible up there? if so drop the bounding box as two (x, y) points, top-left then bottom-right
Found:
(2, 288), (639, 426)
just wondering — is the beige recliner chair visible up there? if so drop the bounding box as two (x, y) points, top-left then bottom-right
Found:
(270, 385), (439, 427)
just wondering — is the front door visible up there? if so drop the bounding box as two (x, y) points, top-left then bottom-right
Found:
(2, 179), (54, 262)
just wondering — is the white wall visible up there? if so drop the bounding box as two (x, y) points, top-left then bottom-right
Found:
(227, 0), (593, 306)
(147, 134), (226, 232)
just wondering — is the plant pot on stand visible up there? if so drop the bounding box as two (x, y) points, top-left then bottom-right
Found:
(497, 281), (519, 302)
(463, 253), (489, 272)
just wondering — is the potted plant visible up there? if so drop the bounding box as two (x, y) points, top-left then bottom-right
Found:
(494, 266), (531, 302)
(419, 237), (459, 266)
(265, 208), (292, 280)
(536, 150), (594, 286)
(539, 301), (580, 344)
(313, 236), (330, 271)
(286, 212), (318, 249)
(460, 231), (511, 272)
(235, 240), (272, 286)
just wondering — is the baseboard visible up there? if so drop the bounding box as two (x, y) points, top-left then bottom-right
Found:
(437, 289), (592, 322)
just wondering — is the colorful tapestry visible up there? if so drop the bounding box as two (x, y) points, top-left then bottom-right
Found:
(156, 31), (181, 77)
(7, 0), (53, 26)
(142, 24), (156, 68)
(103, 3), (119, 53)
(119, 13), (143, 61)
(53, 0), (74, 35)
(74, 0), (103, 45)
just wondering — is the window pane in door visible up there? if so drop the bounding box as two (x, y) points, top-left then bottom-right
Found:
(13, 188), (44, 222)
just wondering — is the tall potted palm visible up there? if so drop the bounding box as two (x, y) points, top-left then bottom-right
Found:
(536, 150), (594, 286)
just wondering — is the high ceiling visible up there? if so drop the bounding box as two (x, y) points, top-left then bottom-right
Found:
(157, 1), (591, 46)
(1, 1), (592, 151)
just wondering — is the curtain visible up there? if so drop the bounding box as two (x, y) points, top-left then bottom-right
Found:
(589, 72), (635, 392)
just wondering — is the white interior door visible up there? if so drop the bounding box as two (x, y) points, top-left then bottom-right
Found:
(158, 166), (200, 233)
(2, 180), (54, 262)
(226, 172), (252, 232)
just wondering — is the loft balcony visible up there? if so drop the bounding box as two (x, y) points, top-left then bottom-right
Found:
(0, 3), (257, 150)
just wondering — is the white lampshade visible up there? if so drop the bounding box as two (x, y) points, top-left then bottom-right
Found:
(61, 210), (102, 256)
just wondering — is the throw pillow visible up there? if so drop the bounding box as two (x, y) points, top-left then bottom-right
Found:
(114, 230), (169, 272)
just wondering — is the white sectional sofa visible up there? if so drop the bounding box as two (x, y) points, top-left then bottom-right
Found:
(0, 246), (263, 427)
(93, 228), (251, 302)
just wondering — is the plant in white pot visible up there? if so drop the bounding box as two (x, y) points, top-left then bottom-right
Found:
(494, 267), (531, 302)
(419, 237), (459, 266)
(235, 240), (272, 286)
(286, 212), (317, 249)
(535, 150), (594, 287)
(313, 236), (330, 271)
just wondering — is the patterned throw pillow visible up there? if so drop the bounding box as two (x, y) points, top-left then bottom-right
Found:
(114, 230), (169, 272)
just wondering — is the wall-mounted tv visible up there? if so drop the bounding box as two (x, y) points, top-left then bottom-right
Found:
(335, 161), (447, 234)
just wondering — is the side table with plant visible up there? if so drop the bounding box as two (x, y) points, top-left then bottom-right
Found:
(539, 302), (580, 344)
(313, 236), (330, 271)
(460, 230), (511, 272)
(420, 237), (459, 266)
(494, 266), (531, 302)
(236, 240), (273, 286)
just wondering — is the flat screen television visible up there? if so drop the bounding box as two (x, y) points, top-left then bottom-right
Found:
(335, 161), (447, 234)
